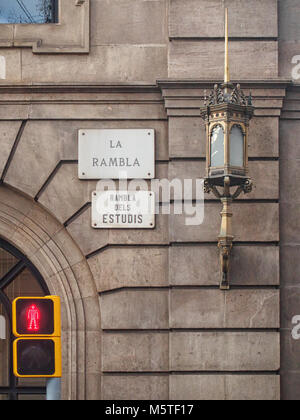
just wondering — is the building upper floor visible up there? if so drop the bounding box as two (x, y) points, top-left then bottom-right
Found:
(0, 0), (299, 85)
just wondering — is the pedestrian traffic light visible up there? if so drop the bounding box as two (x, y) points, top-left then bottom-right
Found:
(12, 296), (61, 378)
(12, 296), (61, 337)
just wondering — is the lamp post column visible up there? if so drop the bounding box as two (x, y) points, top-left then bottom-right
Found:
(218, 177), (234, 290)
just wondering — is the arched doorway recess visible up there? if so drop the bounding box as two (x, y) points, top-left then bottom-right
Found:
(0, 186), (101, 400)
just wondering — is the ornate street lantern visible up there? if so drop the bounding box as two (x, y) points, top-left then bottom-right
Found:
(200, 9), (254, 290)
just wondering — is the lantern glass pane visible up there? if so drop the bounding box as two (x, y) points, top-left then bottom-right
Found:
(230, 125), (244, 167)
(210, 125), (224, 167)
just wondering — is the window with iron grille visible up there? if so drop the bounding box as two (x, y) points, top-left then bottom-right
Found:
(0, 0), (89, 54)
(0, 239), (49, 400)
(0, 0), (58, 24)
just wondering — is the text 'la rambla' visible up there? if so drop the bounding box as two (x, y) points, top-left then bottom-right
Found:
(92, 140), (141, 167)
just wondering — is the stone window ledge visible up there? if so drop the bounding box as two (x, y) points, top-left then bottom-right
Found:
(0, 0), (89, 54)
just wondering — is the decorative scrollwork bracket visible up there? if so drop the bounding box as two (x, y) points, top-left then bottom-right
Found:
(204, 176), (253, 289)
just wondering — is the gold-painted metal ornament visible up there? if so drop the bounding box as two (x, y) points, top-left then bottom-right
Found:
(200, 8), (254, 290)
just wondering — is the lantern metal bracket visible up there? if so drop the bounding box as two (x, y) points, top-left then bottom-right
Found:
(204, 176), (253, 290)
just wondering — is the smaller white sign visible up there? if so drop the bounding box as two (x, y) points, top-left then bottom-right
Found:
(0, 56), (6, 80)
(0, 315), (6, 340)
(92, 190), (155, 229)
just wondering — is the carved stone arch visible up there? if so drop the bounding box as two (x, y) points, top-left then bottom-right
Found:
(0, 185), (101, 400)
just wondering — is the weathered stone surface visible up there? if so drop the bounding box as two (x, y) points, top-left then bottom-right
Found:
(170, 375), (225, 400)
(89, 247), (169, 292)
(279, 41), (300, 81)
(170, 245), (219, 286)
(39, 163), (95, 224)
(92, 0), (167, 45)
(85, 374), (101, 401)
(281, 158), (300, 204)
(281, 329), (300, 371)
(280, 286), (300, 329)
(0, 25), (13, 47)
(46, 228), (84, 269)
(108, 213), (169, 246)
(280, 245), (300, 285)
(85, 331), (102, 374)
(169, 116), (206, 158)
(280, 203), (300, 244)
(170, 203), (279, 243)
(281, 372), (300, 400)
(170, 375), (280, 400)
(0, 121), (22, 177)
(21, 202), (63, 247)
(100, 290), (169, 330)
(66, 206), (109, 256)
(169, 0), (278, 38)
(279, 0), (300, 41)
(170, 332), (280, 371)
(225, 375), (280, 400)
(63, 259), (97, 300)
(102, 332), (169, 372)
(5, 121), (62, 197)
(169, 41), (278, 79)
(26, 101), (167, 121)
(249, 117), (279, 157)
(171, 289), (279, 329)
(0, 104), (30, 120)
(102, 375), (169, 400)
(280, 120), (300, 159)
(0, 49), (21, 83)
(21, 45), (168, 84)
(171, 243), (275, 286)
(169, 160), (279, 200)
(231, 246), (280, 286)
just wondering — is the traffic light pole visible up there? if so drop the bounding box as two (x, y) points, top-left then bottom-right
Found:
(46, 378), (61, 401)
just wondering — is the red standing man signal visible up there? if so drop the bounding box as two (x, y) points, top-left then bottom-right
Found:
(27, 304), (40, 331)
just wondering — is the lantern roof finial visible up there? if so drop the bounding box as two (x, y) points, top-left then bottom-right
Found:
(224, 8), (230, 88)
(201, 8), (253, 109)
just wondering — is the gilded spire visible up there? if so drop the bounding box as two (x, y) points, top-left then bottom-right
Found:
(201, 7), (253, 109)
(224, 8), (230, 89)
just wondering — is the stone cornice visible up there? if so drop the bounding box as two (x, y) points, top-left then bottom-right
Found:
(0, 83), (159, 93)
(282, 83), (300, 119)
(0, 79), (296, 119)
(0, 83), (165, 120)
(0, 79), (293, 94)
(157, 79), (292, 89)
(157, 79), (293, 118)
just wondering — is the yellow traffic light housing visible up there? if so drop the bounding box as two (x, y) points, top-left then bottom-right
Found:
(12, 296), (61, 378)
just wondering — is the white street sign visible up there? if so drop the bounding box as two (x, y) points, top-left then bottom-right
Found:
(92, 190), (155, 229)
(0, 315), (6, 340)
(78, 129), (155, 179)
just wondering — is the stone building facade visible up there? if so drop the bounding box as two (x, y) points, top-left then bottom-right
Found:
(0, 0), (299, 400)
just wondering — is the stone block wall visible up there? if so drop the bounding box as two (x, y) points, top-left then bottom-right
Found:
(280, 88), (300, 400)
(0, 0), (298, 400)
